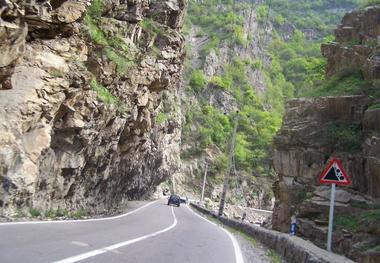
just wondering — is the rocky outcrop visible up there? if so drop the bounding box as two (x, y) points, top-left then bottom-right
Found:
(273, 5), (380, 261)
(0, 0), (186, 215)
(321, 6), (380, 79)
(272, 96), (380, 262)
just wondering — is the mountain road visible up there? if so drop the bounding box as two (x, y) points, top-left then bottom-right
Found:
(0, 199), (244, 263)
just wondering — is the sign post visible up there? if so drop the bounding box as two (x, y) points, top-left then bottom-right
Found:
(319, 158), (351, 252)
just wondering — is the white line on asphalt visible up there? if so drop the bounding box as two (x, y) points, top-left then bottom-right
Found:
(0, 200), (158, 226)
(186, 205), (245, 263)
(53, 206), (178, 263)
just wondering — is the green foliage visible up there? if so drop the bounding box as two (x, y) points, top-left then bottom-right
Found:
(209, 75), (233, 89)
(360, 0), (380, 7)
(187, 0), (246, 54)
(90, 78), (118, 105)
(368, 103), (380, 109)
(189, 70), (208, 92)
(267, 31), (325, 97)
(29, 208), (41, 217)
(323, 122), (362, 152)
(141, 18), (165, 38)
(84, 16), (107, 46)
(269, 0), (360, 35)
(268, 250), (281, 263)
(105, 48), (133, 74)
(335, 209), (380, 233)
(306, 71), (364, 97)
(87, 0), (103, 17)
(55, 207), (69, 217)
(71, 208), (88, 219)
(256, 5), (270, 22)
(335, 215), (360, 231)
(156, 112), (168, 124)
(84, 0), (136, 75)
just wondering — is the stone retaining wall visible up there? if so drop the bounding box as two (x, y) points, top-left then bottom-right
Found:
(190, 203), (354, 263)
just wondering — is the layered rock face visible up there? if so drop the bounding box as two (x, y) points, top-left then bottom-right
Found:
(273, 96), (380, 261)
(273, 6), (380, 262)
(0, 0), (186, 214)
(321, 6), (380, 80)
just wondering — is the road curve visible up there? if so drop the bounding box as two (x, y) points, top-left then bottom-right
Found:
(0, 199), (244, 263)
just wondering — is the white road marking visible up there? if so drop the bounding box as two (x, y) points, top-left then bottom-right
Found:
(0, 200), (158, 226)
(53, 206), (178, 263)
(186, 205), (245, 263)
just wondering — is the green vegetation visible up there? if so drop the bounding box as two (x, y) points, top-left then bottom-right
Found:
(71, 208), (88, 219)
(323, 122), (362, 152)
(29, 208), (41, 217)
(141, 18), (165, 38)
(187, 0), (247, 56)
(268, 250), (281, 263)
(361, 0), (380, 7)
(269, 0), (361, 35)
(84, 0), (135, 75)
(156, 112), (169, 124)
(335, 209), (380, 233)
(90, 79), (118, 105)
(189, 70), (208, 92)
(90, 78), (128, 112)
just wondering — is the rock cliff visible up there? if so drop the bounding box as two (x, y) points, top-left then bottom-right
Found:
(321, 5), (380, 80)
(0, 0), (186, 215)
(273, 5), (380, 263)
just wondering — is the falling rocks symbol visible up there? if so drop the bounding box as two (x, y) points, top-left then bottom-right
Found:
(319, 158), (351, 185)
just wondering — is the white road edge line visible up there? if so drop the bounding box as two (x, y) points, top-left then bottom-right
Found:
(53, 206), (177, 263)
(186, 205), (245, 263)
(0, 200), (158, 226)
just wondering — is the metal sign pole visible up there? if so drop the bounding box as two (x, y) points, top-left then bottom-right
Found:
(327, 183), (336, 252)
(200, 163), (208, 203)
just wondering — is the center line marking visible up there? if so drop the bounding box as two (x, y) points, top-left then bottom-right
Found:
(54, 206), (177, 263)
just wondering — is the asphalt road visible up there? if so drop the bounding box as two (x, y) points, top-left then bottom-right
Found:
(0, 199), (244, 263)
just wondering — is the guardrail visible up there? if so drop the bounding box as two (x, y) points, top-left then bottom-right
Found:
(190, 203), (354, 263)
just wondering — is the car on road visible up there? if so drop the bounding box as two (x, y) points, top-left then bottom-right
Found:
(167, 194), (180, 207)
(179, 196), (187, 204)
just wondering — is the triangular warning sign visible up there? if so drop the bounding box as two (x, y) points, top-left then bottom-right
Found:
(319, 158), (351, 185)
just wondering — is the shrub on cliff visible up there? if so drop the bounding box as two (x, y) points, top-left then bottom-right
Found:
(190, 70), (208, 92)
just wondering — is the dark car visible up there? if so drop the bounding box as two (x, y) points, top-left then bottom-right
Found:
(167, 195), (180, 207)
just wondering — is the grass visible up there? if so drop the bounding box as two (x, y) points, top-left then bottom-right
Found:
(361, 0), (380, 8)
(84, 16), (108, 46)
(323, 122), (362, 152)
(268, 249), (281, 263)
(105, 48), (133, 74)
(71, 208), (88, 219)
(84, 0), (136, 75)
(335, 215), (360, 231)
(90, 78), (118, 105)
(306, 71), (364, 97)
(368, 103), (380, 109)
(335, 209), (380, 233)
(29, 208), (41, 217)
(140, 18), (165, 38)
(156, 112), (169, 124)
(90, 78), (129, 113)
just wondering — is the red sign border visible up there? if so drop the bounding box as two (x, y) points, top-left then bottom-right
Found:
(319, 158), (352, 185)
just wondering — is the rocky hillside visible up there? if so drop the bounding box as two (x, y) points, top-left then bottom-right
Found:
(272, 5), (380, 262)
(176, 0), (280, 212)
(0, 0), (186, 216)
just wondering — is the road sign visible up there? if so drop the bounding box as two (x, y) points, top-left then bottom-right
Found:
(318, 158), (351, 252)
(319, 158), (351, 185)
